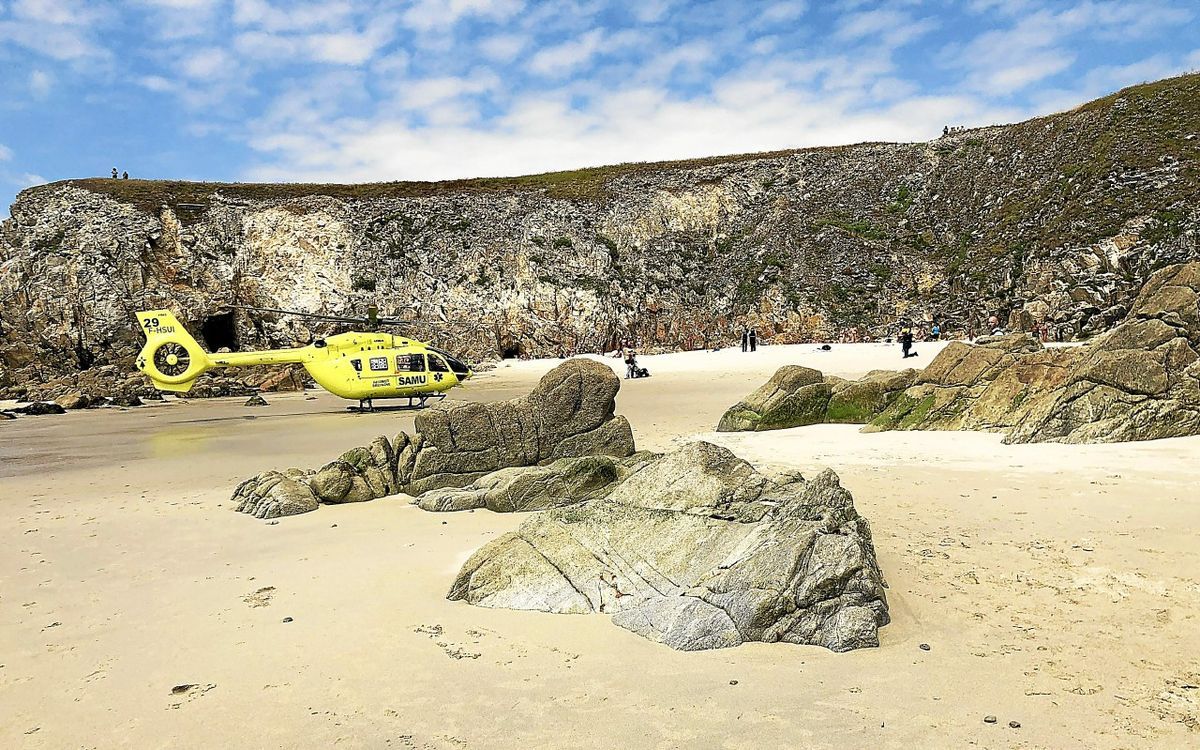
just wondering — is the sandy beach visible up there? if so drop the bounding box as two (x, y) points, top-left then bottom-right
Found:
(2, 342), (1198, 749)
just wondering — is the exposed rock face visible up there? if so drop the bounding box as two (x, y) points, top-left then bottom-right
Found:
(1006, 263), (1200, 443)
(414, 453), (658, 513)
(54, 392), (90, 409)
(448, 441), (889, 652)
(869, 262), (1200, 443)
(717, 366), (828, 431)
(716, 366), (916, 431)
(404, 358), (634, 495)
(231, 359), (635, 518)
(864, 335), (1075, 433)
(827, 369), (921, 423)
(232, 470), (321, 519)
(3, 76), (1199, 398)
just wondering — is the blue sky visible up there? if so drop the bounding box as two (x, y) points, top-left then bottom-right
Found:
(1, 0), (1198, 215)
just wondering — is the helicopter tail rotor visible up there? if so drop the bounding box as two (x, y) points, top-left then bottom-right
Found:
(134, 310), (212, 392)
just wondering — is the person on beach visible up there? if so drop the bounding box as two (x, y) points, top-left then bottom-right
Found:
(741, 328), (749, 352)
(624, 349), (637, 379)
(931, 321), (941, 340)
(749, 328), (758, 352)
(901, 326), (915, 358)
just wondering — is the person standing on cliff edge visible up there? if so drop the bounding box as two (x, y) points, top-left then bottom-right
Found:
(741, 328), (749, 352)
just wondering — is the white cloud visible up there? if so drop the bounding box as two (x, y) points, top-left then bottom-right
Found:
(761, 1), (807, 23)
(242, 67), (1023, 189)
(632, 0), (674, 23)
(307, 23), (395, 65)
(137, 75), (176, 92)
(396, 72), (499, 110)
(402, 0), (524, 33)
(0, 144), (13, 161)
(11, 0), (101, 25)
(181, 47), (235, 78)
(232, 0), (356, 32)
(833, 8), (937, 53)
(1031, 53), (1184, 113)
(29, 69), (53, 98)
(637, 41), (713, 82)
(479, 33), (527, 62)
(230, 15), (398, 67)
(528, 29), (605, 77)
(949, 1), (1195, 96)
(136, 0), (222, 8)
(0, 0), (111, 60)
(981, 52), (1075, 94)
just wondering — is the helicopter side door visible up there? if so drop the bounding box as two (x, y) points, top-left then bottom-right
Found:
(356, 353), (394, 385)
(426, 352), (459, 390)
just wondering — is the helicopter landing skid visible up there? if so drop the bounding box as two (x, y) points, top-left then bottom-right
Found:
(347, 393), (447, 413)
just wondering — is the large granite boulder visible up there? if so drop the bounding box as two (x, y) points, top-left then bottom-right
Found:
(717, 366), (916, 431)
(448, 441), (889, 652)
(716, 366), (830, 431)
(403, 358), (634, 495)
(414, 453), (658, 513)
(865, 335), (1078, 433)
(232, 358), (636, 518)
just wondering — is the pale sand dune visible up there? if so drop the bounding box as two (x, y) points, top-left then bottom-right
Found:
(1, 343), (1197, 749)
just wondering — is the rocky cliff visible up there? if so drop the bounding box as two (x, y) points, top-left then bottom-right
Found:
(2, 74), (1198, 396)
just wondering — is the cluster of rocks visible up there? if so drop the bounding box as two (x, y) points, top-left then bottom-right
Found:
(2, 391), (151, 419)
(232, 359), (635, 518)
(870, 262), (1200, 443)
(448, 441), (889, 653)
(228, 357), (889, 653)
(716, 366), (917, 432)
(3, 75), (1198, 396)
(713, 262), (1200, 444)
(1, 361), (307, 410)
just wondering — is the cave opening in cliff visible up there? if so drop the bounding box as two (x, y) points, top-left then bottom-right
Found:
(498, 336), (524, 359)
(200, 312), (239, 352)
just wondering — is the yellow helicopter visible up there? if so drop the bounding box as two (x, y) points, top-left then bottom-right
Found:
(134, 305), (472, 410)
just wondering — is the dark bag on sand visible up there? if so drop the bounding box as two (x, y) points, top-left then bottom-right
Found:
(636, 367), (650, 378)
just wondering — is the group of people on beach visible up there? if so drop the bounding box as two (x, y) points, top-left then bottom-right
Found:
(740, 328), (759, 352)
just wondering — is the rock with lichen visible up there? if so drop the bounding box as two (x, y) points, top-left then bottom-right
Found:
(447, 441), (889, 653)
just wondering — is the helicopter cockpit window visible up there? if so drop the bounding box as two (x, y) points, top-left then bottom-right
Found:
(351, 359), (362, 372)
(428, 354), (450, 373)
(396, 353), (425, 372)
(369, 356), (389, 372)
(429, 346), (471, 375)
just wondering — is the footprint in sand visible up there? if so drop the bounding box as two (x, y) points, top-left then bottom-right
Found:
(413, 623), (481, 660)
(242, 586), (274, 607)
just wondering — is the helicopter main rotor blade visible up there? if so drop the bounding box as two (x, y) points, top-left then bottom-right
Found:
(225, 304), (466, 329)
(223, 305), (369, 325)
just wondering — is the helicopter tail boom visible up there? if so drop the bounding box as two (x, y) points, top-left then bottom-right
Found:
(134, 310), (213, 392)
